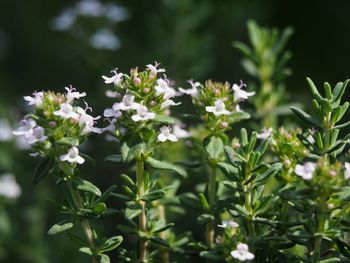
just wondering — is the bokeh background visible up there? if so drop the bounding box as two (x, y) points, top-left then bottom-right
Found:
(1, 0), (350, 262)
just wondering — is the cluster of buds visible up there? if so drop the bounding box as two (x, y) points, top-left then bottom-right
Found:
(13, 87), (101, 176)
(180, 80), (254, 133)
(102, 62), (183, 143)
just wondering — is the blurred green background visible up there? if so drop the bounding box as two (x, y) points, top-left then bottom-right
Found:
(1, 0), (350, 262)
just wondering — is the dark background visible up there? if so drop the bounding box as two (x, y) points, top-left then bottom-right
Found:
(0, 0), (350, 262)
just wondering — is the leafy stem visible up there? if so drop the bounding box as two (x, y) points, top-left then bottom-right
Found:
(136, 159), (148, 262)
(206, 163), (217, 249)
(68, 181), (98, 263)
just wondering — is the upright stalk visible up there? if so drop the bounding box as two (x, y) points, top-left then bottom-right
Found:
(313, 196), (326, 262)
(68, 182), (98, 263)
(206, 164), (217, 248)
(136, 159), (148, 262)
(158, 204), (170, 263)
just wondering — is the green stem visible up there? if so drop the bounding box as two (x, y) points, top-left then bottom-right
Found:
(244, 184), (255, 239)
(313, 197), (326, 262)
(206, 164), (217, 249)
(137, 160), (148, 262)
(158, 204), (170, 263)
(68, 182), (98, 263)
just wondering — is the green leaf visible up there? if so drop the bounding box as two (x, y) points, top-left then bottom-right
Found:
(125, 204), (142, 220)
(180, 192), (202, 211)
(150, 237), (170, 248)
(152, 220), (174, 233)
(127, 143), (147, 162)
(217, 162), (239, 182)
(290, 107), (321, 127)
(198, 193), (209, 210)
(153, 115), (175, 124)
(204, 136), (224, 160)
(95, 185), (117, 203)
(142, 190), (165, 202)
(33, 157), (54, 185)
(99, 236), (123, 253)
(79, 247), (93, 256)
(306, 77), (323, 102)
(174, 160), (203, 168)
(197, 214), (214, 225)
(227, 111), (251, 124)
(146, 157), (187, 177)
(47, 221), (73, 235)
(56, 137), (79, 146)
(105, 154), (122, 163)
(73, 177), (101, 196)
(99, 254), (110, 263)
(91, 202), (107, 215)
(200, 251), (222, 260)
(234, 204), (250, 217)
(120, 142), (130, 162)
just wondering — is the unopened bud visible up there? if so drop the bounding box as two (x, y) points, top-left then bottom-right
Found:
(221, 122), (229, 128)
(134, 77), (141, 86)
(284, 159), (291, 167)
(329, 170), (337, 177)
(49, 121), (57, 128)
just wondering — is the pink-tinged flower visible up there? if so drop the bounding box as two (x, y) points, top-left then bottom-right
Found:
(157, 126), (178, 142)
(113, 93), (140, 111)
(54, 103), (79, 119)
(155, 78), (176, 99)
(13, 119), (37, 137)
(179, 80), (200, 98)
(160, 99), (181, 109)
(147, 61), (165, 78)
(295, 162), (316, 180)
(24, 91), (44, 108)
(205, 100), (230, 116)
(217, 220), (239, 229)
(172, 123), (191, 139)
(59, 146), (85, 164)
(102, 68), (123, 86)
(131, 105), (155, 122)
(232, 81), (255, 101)
(65, 86), (86, 103)
(103, 108), (122, 119)
(25, 126), (47, 145)
(257, 128), (273, 140)
(0, 173), (21, 199)
(231, 243), (255, 261)
(76, 107), (102, 134)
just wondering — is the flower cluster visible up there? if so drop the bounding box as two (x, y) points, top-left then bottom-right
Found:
(102, 62), (182, 144)
(13, 87), (101, 174)
(180, 80), (254, 133)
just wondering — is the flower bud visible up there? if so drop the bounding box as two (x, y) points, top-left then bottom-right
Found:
(150, 100), (157, 107)
(49, 121), (57, 128)
(221, 122), (229, 128)
(134, 77), (141, 86)
(143, 87), (150, 93)
(284, 159), (291, 167)
(327, 203), (335, 209)
(232, 142), (241, 149)
(329, 170), (337, 177)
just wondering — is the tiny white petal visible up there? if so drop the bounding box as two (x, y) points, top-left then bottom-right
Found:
(0, 173), (21, 199)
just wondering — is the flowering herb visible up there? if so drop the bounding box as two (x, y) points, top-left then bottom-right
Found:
(13, 87), (122, 263)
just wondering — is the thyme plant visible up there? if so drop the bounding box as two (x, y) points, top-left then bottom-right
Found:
(13, 88), (122, 263)
(102, 63), (186, 263)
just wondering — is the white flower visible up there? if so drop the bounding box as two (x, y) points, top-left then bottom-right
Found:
(102, 68), (123, 86)
(105, 90), (119, 98)
(90, 28), (120, 50)
(0, 119), (13, 141)
(155, 78), (176, 99)
(295, 162), (316, 180)
(217, 220), (239, 229)
(344, 163), (350, 179)
(59, 146), (85, 164)
(131, 105), (155, 122)
(76, 107), (102, 134)
(25, 126), (47, 145)
(205, 100), (230, 116)
(0, 173), (21, 199)
(157, 126), (178, 142)
(160, 99), (181, 109)
(103, 108), (122, 118)
(179, 80), (200, 98)
(232, 82), (255, 101)
(54, 103), (79, 119)
(65, 86), (86, 103)
(147, 61), (165, 77)
(257, 128), (273, 140)
(24, 91), (44, 108)
(172, 124), (191, 139)
(113, 93), (140, 111)
(13, 119), (37, 137)
(231, 243), (255, 261)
